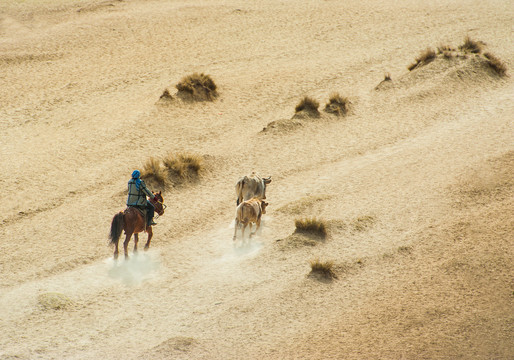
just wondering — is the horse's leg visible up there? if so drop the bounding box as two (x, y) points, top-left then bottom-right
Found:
(113, 240), (119, 260)
(133, 233), (139, 253)
(144, 227), (153, 251)
(123, 231), (132, 259)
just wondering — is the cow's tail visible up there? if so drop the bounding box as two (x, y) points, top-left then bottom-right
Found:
(109, 212), (124, 245)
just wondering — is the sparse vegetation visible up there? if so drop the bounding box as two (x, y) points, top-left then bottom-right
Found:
(309, 258), (337, 279)
(483, 52), (508, 77)
(408, 38), (507, 78)
(294, 217), (327, 238)
(175, 73), (218, 101)
(163, 152), (204, 180)
(459, 36), (484, 54)
(408, 48), (436, 71)
(294, 96), (320, 116)
(324, 93), (350, 116)
(442, 51), (454, 59)
(141, 157), (168, 188)
(277, 195), (331, 215)
(277, 233), (320, 249)
(398, 245), (413, 254)
(159, 88), (173, 100)
(374, 73), (393, 90)
(437, 45), (456, 54)
(38, 292), (73, 310)
(351, 215), (376, 232)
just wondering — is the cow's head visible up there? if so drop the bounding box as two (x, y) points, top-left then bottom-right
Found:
(260, 200), (269, 214)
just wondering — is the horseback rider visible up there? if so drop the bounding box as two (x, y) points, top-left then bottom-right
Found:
(127, 170), (158, 226)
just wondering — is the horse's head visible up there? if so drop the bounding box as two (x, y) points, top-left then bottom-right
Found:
(152, 191), (166, 216)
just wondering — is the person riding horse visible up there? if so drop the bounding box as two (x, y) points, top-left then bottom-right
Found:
(127, 170), (158, 226)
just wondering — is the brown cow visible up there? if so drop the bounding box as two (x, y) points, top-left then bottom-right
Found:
(233, 197), (268, 241)
(235, 172), (272, 205)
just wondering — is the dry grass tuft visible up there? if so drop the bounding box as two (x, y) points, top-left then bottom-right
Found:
(277, 233), (321, 249)
(141, 157), (168, 188)
(277, 195), (331, 215)
(295, 96), (320, 115)
(437, 44), (456, 54)
(374, 73), (393, 91)
(437, 45), (457, 59)
(163, 152), (204, 180)
(459, 36), (484, 54)
(351, 215), (376, 232)
(38, 292), (74, 310)
(309, 258), (337, 279)
(408, 48), (436, 71)
(442, 51), (454, 59)
(483, 52), (508, 77)
(294, 218), (327, 238)
(159, 88), (173, 100)
(175, 73), (218, 101)
(324, 93), (350, 116)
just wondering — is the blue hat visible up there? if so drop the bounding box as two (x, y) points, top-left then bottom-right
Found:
(131, 170), (141, 190)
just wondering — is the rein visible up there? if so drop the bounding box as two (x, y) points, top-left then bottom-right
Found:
(152, 199), (167, 218)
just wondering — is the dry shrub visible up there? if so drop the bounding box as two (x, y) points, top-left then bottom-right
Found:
(324, 93), (350, 116)
(295, 218), (327, 238)
(483, 52), (508, 77)
(442, 51), (454, 59)
(309, 258), (337, 279)
(374, 73), (393, 91)
(141, 157), (168, 188)
(437, 45), (457, 59)
(295, 96), (320, 115)
(159, 88), (173, 100)
(408, 48), (436, 71)
(459, 36), (484, 54)
(277, 194), (331, 215)
(351, 215), (376, 232)
(175, 73), (218, 101)
(163, 152), (204, 180)
(437, 44), (456, 54)
(277, 233), (321, 250)
(38, 292), (73, 310)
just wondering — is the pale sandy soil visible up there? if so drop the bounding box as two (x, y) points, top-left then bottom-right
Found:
(0, 0), (513, 359)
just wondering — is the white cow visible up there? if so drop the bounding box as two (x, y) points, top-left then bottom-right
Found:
(235, 172), (271, 205)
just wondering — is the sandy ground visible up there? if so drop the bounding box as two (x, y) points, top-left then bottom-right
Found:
(1, 0), (513, 359)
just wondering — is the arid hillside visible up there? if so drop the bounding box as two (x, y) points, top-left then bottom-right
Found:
(0, 0), (512, 359)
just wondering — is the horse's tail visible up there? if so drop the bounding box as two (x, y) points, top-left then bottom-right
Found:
(109, 212), (124, 245)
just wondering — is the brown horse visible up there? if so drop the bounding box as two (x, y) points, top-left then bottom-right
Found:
(109, 191), (166, 259)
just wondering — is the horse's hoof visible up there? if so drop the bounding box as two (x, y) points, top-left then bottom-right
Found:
(113, 253), (119, 260)
(144, 245), (149, 251)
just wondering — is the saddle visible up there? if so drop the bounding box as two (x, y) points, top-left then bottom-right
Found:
(127, 206), (148, 226)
